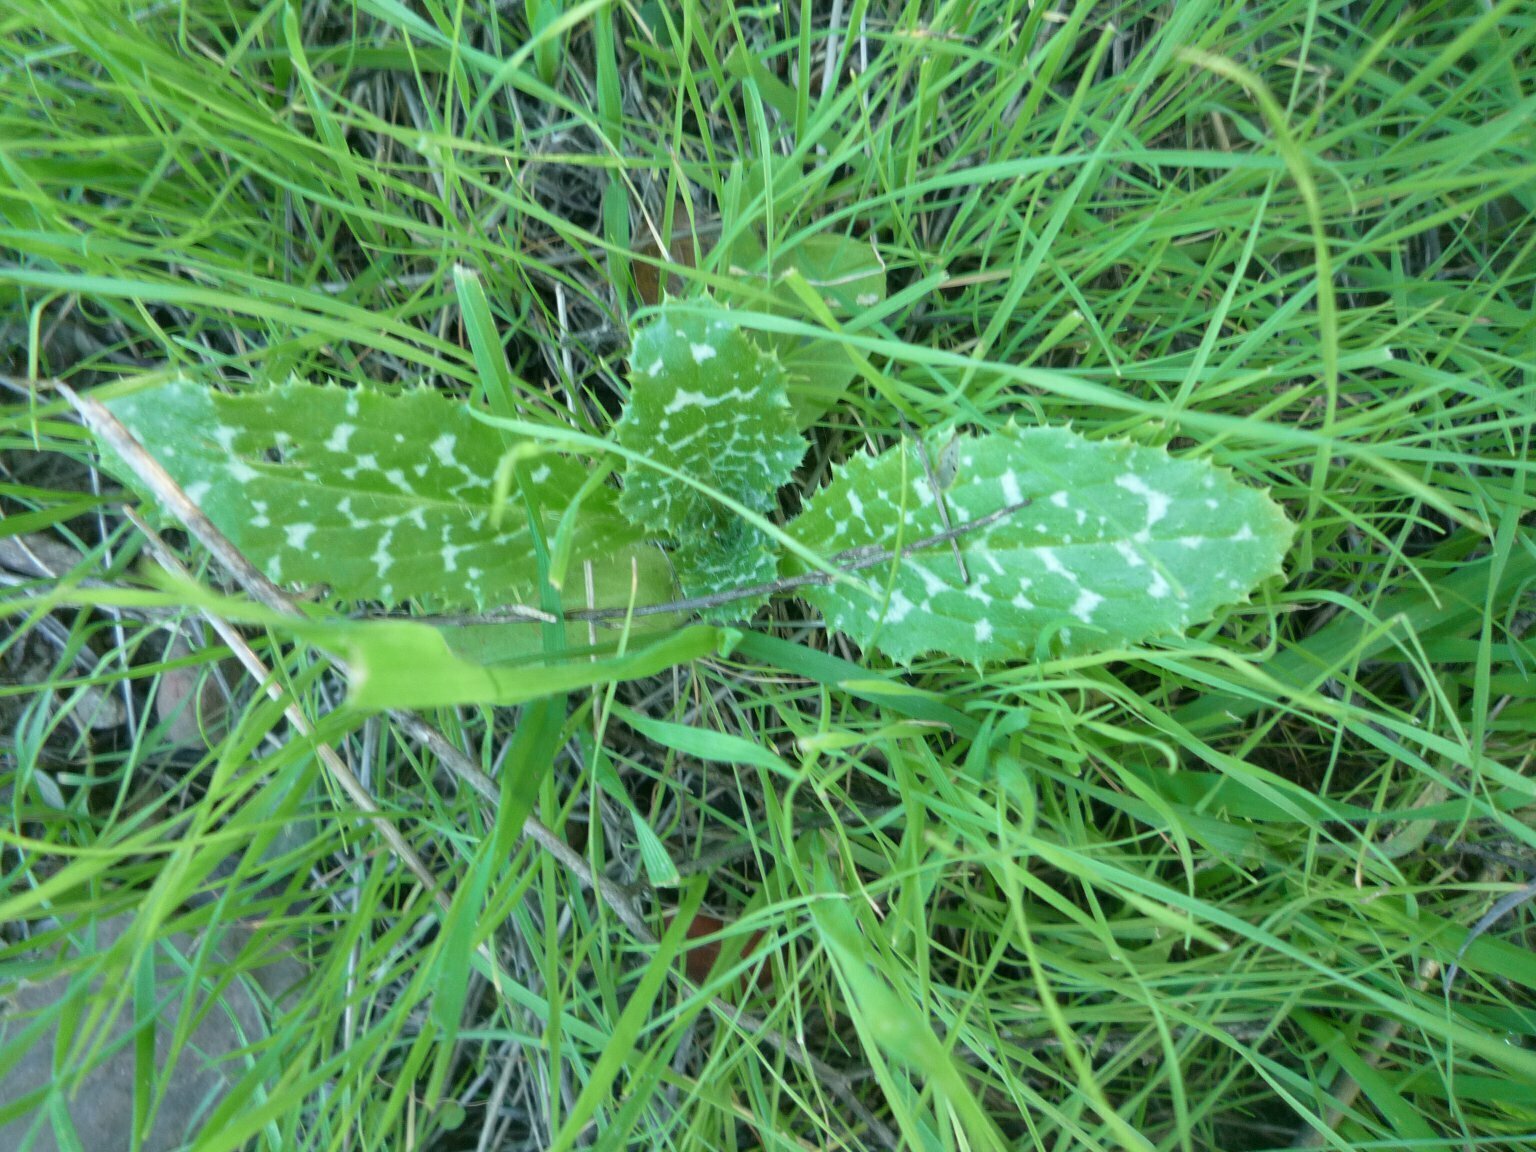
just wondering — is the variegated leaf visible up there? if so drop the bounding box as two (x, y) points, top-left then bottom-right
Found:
(617, 299), (805, 536)
(786, 425), (1293, 663)
(103, 380), (656, 610)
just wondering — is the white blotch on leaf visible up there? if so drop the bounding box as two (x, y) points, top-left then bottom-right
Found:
(1071, 589), (1104, 622)
(914, 564), (949, 597)
(1116, 474), (1172, 528)
(690, 343), (716, 363)
(1038, 548), (1073, 580)
(326, 423), (355, 453)
(373, 531), (394, 578)
(665, 388), (724, 413)
(285, 524), (316, 550)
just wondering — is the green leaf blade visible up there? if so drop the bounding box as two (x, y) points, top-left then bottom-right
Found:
(787, 425), (1294, 663)
(104, 379), (646, 609)
(616, 299), (805, 536)
(671, 520), (778, 619)
(720, 230), (888, 423)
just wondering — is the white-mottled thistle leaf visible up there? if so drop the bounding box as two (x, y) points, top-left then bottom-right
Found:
(672, 520), (778, 620)
(787, 425), (1294, 663)
(617, 299), (805, 536)
(103, 380), (649, 609)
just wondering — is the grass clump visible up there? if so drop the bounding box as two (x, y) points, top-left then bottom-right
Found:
(3, 2), (1535, 1150)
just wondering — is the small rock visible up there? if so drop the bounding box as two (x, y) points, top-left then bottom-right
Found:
(0, 912), (305, 1151)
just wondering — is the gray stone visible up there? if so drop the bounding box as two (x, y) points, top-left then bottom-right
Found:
(0, 912), (305, 1151)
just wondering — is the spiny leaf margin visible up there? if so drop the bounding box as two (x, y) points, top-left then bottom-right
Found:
(785, 424), (1294, 664)
(617, 298), (805, 536)
(671, 519), (779, 621)
(102, 379), (649, 610)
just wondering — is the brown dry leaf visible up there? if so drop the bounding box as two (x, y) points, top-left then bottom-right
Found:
(630, 195), (701, 307)
(662, 908), (773, 994)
